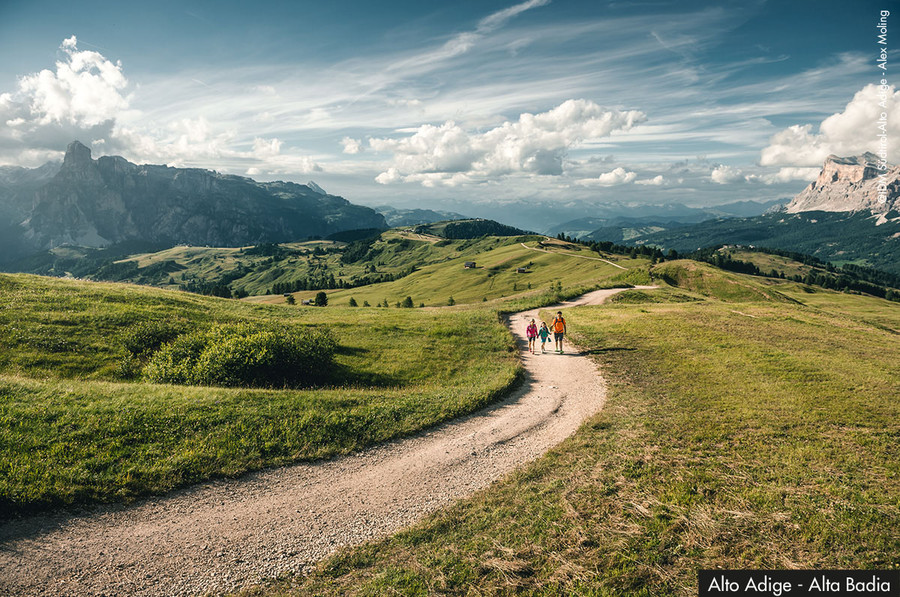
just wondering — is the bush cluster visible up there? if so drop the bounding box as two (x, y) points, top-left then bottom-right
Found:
(143, 323), (336, 388)
(122, 320), (187, 356)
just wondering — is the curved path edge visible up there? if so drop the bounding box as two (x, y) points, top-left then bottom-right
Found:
(0, 286), (654, 597)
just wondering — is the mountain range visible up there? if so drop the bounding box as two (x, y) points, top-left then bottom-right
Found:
(0, 141), (386, 264)
(374, 205), (468, 227)
(617, 154), (900, 273)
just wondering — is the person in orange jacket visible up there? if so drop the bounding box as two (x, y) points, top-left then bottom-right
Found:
(550, 311), (567, 353)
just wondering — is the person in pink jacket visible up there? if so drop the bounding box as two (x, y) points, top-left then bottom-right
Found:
(526, 318), (538, 354)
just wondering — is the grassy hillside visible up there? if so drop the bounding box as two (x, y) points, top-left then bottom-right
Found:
(0, 273), (520, 515)
(83, 233), (550, 297)
(726, 249), (819, 279)
(649, 260), (796, 303)
(17, 231), (647, 307)
(633, 211), (900, 274)
(413, 218), (528, 238)
(259, 238), (646, 307)
(243, 271), (899, 596)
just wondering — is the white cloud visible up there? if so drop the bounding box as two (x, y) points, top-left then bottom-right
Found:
(763, 166), (819, 184)
(375, 167), (402, 184)
(369, 99), (645, 184)
(576, 167), (637, 186)
(710, 164), (746, 184)
(477, 0), (551, 33)
(17, 35), (130, 127)
(385, 0), (551, 75)
(0, 37), (324, 174)
(760, 84), (900, 167)
(341, 136), (363, 154)
(635, 175), (665, 186)
(252, 137), (282, 158)
(0, 35), (130, 164)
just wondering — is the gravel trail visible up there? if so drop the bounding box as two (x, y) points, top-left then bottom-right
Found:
(0, 287), (646, 596)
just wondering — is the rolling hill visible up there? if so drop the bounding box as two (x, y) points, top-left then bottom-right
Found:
(628, 210), (900, 273)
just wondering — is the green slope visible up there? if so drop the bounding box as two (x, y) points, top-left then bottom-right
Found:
(260, 238), (646, 307)
(0, 273), (519, 515)
(632, 211), (900, 274)
(649, 260), (797, 303)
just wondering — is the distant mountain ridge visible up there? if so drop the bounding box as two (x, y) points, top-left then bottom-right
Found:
(375, 205), (468, 227)
(1, 141), (386, 262)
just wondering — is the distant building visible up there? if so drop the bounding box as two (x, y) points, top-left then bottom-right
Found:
(464, 261), (476, 269)
(516, 267), (528, 273)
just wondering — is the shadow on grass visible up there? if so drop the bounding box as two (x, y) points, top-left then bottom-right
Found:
(327, 363), (404, 388)
(578, 347), (637, 355)
(334, 345), (369, 356)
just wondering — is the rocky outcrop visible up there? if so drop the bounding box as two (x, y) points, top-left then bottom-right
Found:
(18, 141), (387, 252)
(785, 153), (900, 215)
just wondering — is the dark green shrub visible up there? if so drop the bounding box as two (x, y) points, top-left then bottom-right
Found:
(143, 323), (336, 388)
(121, 320), (186, 356)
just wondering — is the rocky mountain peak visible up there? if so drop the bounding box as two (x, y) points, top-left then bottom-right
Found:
(784, 153), (899, 216)
(63, 141), (93, 169)
(14, 141), (387, 254)
(306, 180), (326, 195)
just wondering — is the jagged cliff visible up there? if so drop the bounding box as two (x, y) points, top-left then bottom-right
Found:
(785, 153), (900, 215)
(13, 141), (386, 253)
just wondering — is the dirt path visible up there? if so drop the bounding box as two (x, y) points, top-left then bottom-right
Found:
(0, 286), (650, 597)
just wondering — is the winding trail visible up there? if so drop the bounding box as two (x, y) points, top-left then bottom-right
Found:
(0, 286), (651, 597)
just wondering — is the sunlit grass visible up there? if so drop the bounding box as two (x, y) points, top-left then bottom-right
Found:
(0, 273), (519, 515)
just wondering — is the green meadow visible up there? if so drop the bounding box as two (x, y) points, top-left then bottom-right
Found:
(245, 269), (899, 596)
(266, 238), (646, 307)
(0, 273), (520, 515)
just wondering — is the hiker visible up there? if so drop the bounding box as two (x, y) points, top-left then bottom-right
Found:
(551, 311), (567, 353)
(538, 321), (550, 353)
(526, 318), (538, 353)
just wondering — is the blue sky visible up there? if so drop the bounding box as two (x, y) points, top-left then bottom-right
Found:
(0, 0), (895, 210)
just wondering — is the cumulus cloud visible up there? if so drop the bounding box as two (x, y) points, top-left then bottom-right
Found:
(0, 35), (130, 163)
(635, 175), (665, 186)
(0, 37), (321, 174)
(710, 163), (817, 185)
(252, 137), (282, 158)
(375, 167), (402, 184)
(763, 167), (819, 184)
(18, 35), (130, 127)
(710, 164), (746, 184)
(760, 84), (900, 167)
(341, 136), (363, 154)
(576, 167), (637, 186)
(369, 99), (645, 185)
